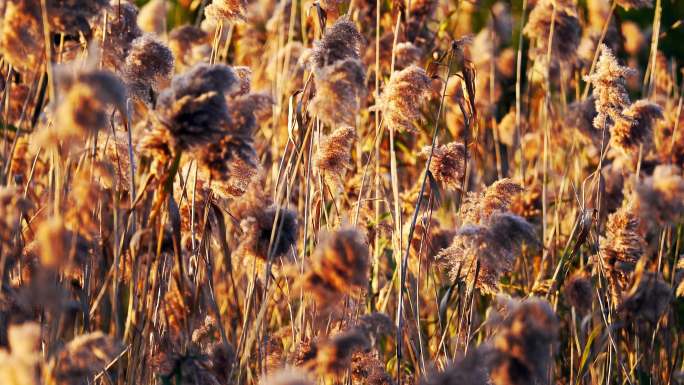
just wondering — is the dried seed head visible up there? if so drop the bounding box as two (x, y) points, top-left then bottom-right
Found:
(351, 352), (393, 385)
(394, 42), (423, 70)
(46, 0), (108, 35)
(310, 18), (363, 69)
(155, 63), (239, 151)
(315, 330), (369, 375)
(91, 1), (143, 70)
(197, 134), (259, 197)
(584, 44), (636, 130)
(461, 178), (524, 224)
(0, 0), (45, 72)
(611, 100), (663, 154)
(563, 271), (594, 314)
(436, 213), (536, 295)
(523, 0), (581, 64)
(54, 69), (127, 141)
(636, 165), (684, 226)
(53, 332), (122, 385)
(380, 65), (432, 133)
(422, 142), (467, 190)
(236, 205), (298, 260)
(124, 34), (175, 101)
(315, 126), (356, 182)
(490, 298), (559, 385)
(619, 272), (671, 322)
(309, 58), (366, 127)
(205, 0), (248, 23)
(169, 25), (211, 71)
(303, 228), (369, 304)
(137, 0), (168, 35)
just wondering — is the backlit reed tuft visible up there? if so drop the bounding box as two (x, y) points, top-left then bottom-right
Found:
(302, 228), (369, 304)
(619, 271), (672, 322)
(309, 59), (366, 127)
(611, 100), (663, 154)
(490, 298), (559, 385)
(315, 126), (356, 182)
(635, 165), (684, 226)
(124, 34), (175, 102)
(461, 178), (524, 224)
(46, 0), (108, 35)
(436, 212), (537, 295)
(310, 18), (364, 69)
(92, 1), (143, 70)
(422, 142), (467, 190)
(236, 205), (298, 260)
(584, 44), (636, 130)
(380, 65), (432, 133)
(563, 271), (594, 314)
(0, 0), (44, 72)
(351, 352), (393, 385)
(168, 25), (211, 71)
(205, 0), (248, 23)
(313, 330), (369, 375)
(52, 332), (122, 385)
(151, 63), (239, 152)
(523, 0), (581, 65)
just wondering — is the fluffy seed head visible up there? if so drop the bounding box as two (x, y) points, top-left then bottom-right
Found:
(563, 272), (594, 314)
(310, 19), (364, 69)
(53, 332), (122, 385)
(309, 58), (366, 127)
(168, 25), (211, 71)
(315, 126), (356, 182)
(380, 65), (432, 133)
(91, 1), (143, 70)
(636, 165), (684, 226)
(523, 0), (581, 64)
(351, 352), (393, 385)
(436, 213), (537, 295)
(611, 100), (663, 154)
(46, 0), (108, 35)
(490, 298), (559, 385)
(461, 178), (524, 224)
(124, 34), (175, 101)
(584, 45), (636, 130)
(197, 134), (259, 198)
(303, 228), (369, 304)
(205, 0), (248, 23)
(423, 142), (467, 190)
(155, 63), (239, 150)
(314, 330), (369, 375)
(236, 206), (298, 260)
(619, 272), (671, 322)
(0, 0), (44, 72)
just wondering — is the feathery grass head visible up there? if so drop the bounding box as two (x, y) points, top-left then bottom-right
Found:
(490, 297), (559, 385)
(611, 100), (663, 154)
(205, 0), (248, 23)
(380, 65), (432, 133)
(351, 352), (393, 385)
(0, 0), (44, 72)
(310, 18), (364, 69)
(236, 205), (298, 260)
(636, 165), (684, 226)
(52, 69), (127, 145)
(436, 212), (536, 295)
(309, 58), (366, 127)
(461, 178), (524, 224)
(422, 142), (467, 190)
(314, 330), (369, 375)
(315, 126), (356, 181)
(523, 0), (581, 65)
(46, 0), (108, 35)
(303, 228), (369, 304)
(197, 134), (259, 197)
(168, 25), (211, 71)
(563, 271), (594, 314)
(584, 44), (636, 130)
(92, 1), (142, 70)
(619, 271), (671, 322)
(124, 34), (175, 102)
(155, 63), (239, 150)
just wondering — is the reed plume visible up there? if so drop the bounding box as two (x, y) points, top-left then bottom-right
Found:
(380, 65), (432, 133)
